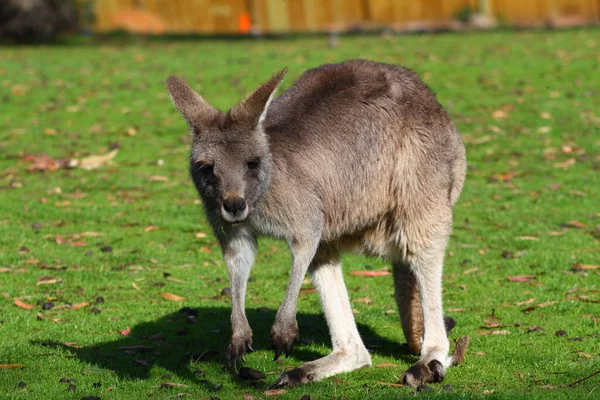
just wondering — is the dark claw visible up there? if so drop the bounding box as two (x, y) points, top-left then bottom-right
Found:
(401, 360), (446, 388)
(227, 346), (238, 368)
(270, 324), (300, 361)
(267, 368), (310, 389)
(428, 360), (444, 383)
(227, 337), (252, 371)
(267, 373), (289, 389)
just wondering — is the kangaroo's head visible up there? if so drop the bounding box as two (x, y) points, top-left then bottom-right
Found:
(167, 69), (286, 224)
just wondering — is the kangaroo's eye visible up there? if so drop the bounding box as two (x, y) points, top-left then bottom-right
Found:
(195, 161), (214, 173)
(247, 159), (261, 170)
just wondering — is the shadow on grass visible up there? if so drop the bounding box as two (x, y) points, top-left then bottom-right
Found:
(32, 306), (416, 388)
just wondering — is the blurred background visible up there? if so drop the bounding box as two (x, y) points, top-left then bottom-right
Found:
(1, 0), (599, 41)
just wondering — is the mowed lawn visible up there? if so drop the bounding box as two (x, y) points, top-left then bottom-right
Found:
(1, 29), (599, 400)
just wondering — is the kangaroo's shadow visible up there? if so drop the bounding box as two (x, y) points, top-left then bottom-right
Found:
(33, 306), (417, 386)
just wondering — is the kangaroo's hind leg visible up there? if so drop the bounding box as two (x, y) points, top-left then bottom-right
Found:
(394, 262), (457, 355)
(393, 262), (425, 354)
(399, 221), (456, 387)
(268, 245), (372, 388)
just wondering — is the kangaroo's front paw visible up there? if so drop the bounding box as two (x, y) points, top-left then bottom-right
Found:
(227, 335), (253, 370)
(267, 367), (312, 389)
(270, 319), (300, 360)
(401, 360), (445, 388)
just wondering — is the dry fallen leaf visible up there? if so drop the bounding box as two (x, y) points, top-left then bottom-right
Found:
(36, 278), (61, 285)
(488, 171), (517, 183)
(492, 110), (508, 119)
(349, 270), (391, 277)
(11, 85), (28, 95)
(131, 282), (140, 290)
(450, 336), (470, 366)
(564, 221), (588, 229)
(37, 312), (64, 323)
(164, 277), (185, 284)
(353, 297), (373, 305)
(332, 376), (349, 385)
(573, 264), (599, 271)
(22, 153), (69, 172)
(507, 276), (536, 282)
(160, 292), (185, 301)
(101, 386), (114, 394)
(481, 319), (503, 329)
(145, 225), (158, 232)
(148, 175), (169, 182)
(561, 145), (585, 155)
(376, 381), (404, 387)
(513, 298), (536, 306)
(264, 389), (288, 397)
(554, 158), (576, 168)
(537, 126), (552, 133)
(376, 362), (397, 368)
(14, 298), (35, 310)
(61, 342), (82, 349)
(71, 149), (119, 170)
(463, 267), (479, 274)
(159, 382), (188, 389)
(517, 236), (539, 241)
(537, 301), (557, 308)
(477, 329), (510, 336)
(528, 325), (543, 333)
(0, 364), (24, 369)
(71, 302), (89, 310)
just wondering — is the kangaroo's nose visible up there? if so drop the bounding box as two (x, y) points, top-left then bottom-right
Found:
(222, 196), (246, 216)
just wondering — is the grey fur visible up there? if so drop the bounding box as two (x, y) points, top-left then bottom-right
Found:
(166, 59), (466, 388)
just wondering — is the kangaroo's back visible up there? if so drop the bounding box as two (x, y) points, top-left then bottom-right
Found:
(262, 59), (466, 245)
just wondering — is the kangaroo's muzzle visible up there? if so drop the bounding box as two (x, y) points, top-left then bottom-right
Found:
(221, 195), (248, 222)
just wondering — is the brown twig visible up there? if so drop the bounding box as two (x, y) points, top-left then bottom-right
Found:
(567, 370), (600, 387)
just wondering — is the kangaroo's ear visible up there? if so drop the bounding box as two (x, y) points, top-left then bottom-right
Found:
(166, 75), (219, 127)
(230, 68), (287, 128)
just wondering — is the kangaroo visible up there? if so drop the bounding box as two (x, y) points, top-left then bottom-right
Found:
(166, 59), (467, 388)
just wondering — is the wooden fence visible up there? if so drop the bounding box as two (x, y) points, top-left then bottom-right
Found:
(89, 0), (600, 34)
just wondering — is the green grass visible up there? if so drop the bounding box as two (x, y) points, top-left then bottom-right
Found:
(1, 29), (599, 400)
